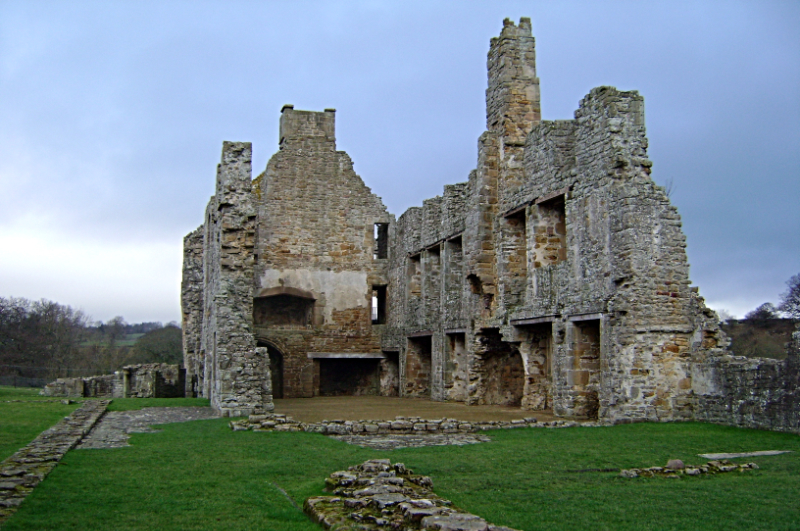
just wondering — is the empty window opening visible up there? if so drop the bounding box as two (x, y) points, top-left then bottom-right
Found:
(570, 319), (601, 419)
(503, 209), (528, 306)
(253, 295), (314, 327)
(372, 285), (387, 324)
(380, 352), (400, 397)
(445, 237), (464, 314)
(445, 333), (468, 402)
(472, 329), (524, 407)
(319, 359), (380, 396)
(533, 195), (567, 268)
(374, 223), (389, 259)
(408, 254), (422, 297)
(405, 336), (432, 398)
(519, 323), (552, 410)
(425, 246), (442, 315)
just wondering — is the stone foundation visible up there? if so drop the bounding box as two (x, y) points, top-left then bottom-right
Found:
(304, 459), (521, 531)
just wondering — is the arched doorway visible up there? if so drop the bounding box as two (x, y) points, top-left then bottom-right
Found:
(257, 341), (284, 399)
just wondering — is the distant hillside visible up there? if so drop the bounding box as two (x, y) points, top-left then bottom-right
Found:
(721, 318), (796, 360)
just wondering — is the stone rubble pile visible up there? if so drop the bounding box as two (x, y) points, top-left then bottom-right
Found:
(0, 399), (109, 523)
(231, 413), (591, 435)
(304, 459), (520, 531)
(619, 458), (759, 478)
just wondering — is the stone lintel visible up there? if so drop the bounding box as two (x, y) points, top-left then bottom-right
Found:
(568, 312), (604, 322)
(512, 315), (558, 326)
(502, 202), (531, 218)
(307, 352), (386, 359)
(535, 185), (571, 205)
(407, 330), (433, 338)
(444, 328), (467, 334)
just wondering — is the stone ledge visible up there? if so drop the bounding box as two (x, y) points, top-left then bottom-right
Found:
(231, 413), (597, 435)
(0, 399), (110, 523)
(305, 459), (521, 530)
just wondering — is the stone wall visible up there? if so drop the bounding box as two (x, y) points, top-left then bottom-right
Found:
(181, 227), (204, 397)
(196, 142), (271, 417)
(693, 322), (799, 433)
(181, 17), (798, 433)
(250, 106), (393, 399)
(40, 364), (184, 399)
(384, 18), (696, 422)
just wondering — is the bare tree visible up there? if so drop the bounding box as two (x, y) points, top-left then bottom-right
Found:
(778, 273), (800, 319)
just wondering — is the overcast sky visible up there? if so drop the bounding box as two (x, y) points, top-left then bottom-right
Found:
(1, 0), (798, 324)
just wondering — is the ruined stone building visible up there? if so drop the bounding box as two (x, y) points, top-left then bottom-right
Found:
(182, 18), (798, 433)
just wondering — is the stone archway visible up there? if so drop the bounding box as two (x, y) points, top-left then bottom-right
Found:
(256, 340), (285, 399)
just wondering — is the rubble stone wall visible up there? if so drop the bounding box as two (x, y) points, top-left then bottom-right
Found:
(181, 17), (798, 432)
(693, 323), (800, 433)
(250, 106), (392, 399)
(196, 142), (271, 417)
(41, 364), (184, 399)
(181, 227), (204, 397)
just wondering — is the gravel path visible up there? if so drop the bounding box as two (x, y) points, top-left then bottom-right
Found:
(77, 407), (218, 449)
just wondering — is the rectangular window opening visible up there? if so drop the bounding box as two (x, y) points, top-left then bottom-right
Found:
(408, 254), (422, 297)
(374, 223), (389, 259)
(372, 285), (387, 324)
(534, 195), (566, 268)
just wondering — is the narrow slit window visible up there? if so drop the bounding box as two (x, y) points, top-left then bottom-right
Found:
(374, 223), (389, 259)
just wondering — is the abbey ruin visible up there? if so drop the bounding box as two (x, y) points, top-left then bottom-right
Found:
(182, 18), (798, 432)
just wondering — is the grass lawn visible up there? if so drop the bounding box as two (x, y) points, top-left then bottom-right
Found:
(107, 397), (211, 411)
(0, 386), (82, 462)
(2, 407), (798, 531)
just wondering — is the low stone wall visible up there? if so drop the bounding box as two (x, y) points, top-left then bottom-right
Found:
(40, 364), (185, 399)
(0, 400), (109, 523)
(305, 459), (521, 530)
(619, 458), (759, 478)
(693, 324), (800, 434)
(231, 413), (587, 434)
(40, 377), (86, 397)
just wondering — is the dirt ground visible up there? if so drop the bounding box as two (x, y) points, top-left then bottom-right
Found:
(273, 396), (556, 423)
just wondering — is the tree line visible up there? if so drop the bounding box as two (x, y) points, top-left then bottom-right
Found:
(0, 297), (183, 386)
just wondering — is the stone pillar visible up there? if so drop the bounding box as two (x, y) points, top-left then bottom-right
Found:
(122, 369), (130, 398)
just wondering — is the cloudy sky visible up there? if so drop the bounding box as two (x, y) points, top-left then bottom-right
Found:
(1, 1), (798, 324)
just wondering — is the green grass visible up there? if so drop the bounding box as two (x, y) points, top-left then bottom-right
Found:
(0, 386), (82, 462)
(107, 397), (210, 411)
(0, 386), (47, 400)
(3, 416), (798, 531)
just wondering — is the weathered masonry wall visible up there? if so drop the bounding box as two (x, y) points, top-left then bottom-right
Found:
(182, 227), (204, 398)
(41, 364), (184, 398)
(693, 321), (800, 433)
(182, 17), (798, 433)
(194, 142), (272, 417)
(251, 106), (394, 399)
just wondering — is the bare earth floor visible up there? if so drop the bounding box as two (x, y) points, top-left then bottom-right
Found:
(273, 396), (556, 423)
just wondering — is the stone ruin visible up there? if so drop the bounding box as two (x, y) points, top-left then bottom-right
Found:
(181, 18), (799, 433)
(41, 363), (185, 399)
(305, 459), (520, 530)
